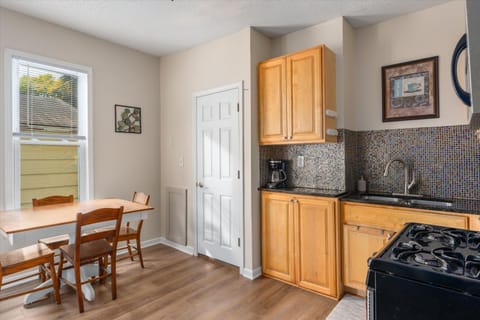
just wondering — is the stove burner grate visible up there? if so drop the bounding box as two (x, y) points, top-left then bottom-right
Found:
(467, 233), (480, 250)
(431, 247), (464, 274)
(391, 241), (422, 261)
(465, 255), (480, 279)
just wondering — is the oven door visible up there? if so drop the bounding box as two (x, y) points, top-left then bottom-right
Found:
(367, 270), (480, 320)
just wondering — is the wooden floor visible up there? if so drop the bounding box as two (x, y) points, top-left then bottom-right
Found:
(0, 244), (337, 319)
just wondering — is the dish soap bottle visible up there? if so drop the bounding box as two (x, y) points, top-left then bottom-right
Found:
(357, 176), (367, 193)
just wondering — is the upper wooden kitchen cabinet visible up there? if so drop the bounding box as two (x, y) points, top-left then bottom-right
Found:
(261, 191), (340, 299)
(258, 45), (337, 145)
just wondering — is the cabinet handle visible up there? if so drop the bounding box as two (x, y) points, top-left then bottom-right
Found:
(288, 136), (293, 140)
(283, 136), (288, 140)
(386, 232), (396, 240)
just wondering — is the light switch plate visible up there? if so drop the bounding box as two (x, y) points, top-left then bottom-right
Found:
(297, 155), (304, 168)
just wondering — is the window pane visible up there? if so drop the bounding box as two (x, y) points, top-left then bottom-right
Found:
(20, 144), (79, 208)
(18, 63), (78, 135)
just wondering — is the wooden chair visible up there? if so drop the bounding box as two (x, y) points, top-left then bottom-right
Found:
(32, 195), (74, 281)
(0, 243), (61, 304)
(117, 192), (150, 268)
(58, 207), (123, 313)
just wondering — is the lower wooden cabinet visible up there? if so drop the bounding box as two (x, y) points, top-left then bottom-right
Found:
(342, 224), (395, 293)
(261, 191), (339, 299)
(261, 192), (295, 283)
(341, 201), (470, 296)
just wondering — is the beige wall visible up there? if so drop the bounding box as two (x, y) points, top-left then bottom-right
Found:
(343, 19), (356, 130)
(249, 29), (272, 270)
(0, 8), (161, 249)
(159, 28), (257, 268)
(354, 1), (467, 131)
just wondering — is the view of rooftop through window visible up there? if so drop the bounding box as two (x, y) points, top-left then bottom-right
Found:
(18, 63), (78, 135)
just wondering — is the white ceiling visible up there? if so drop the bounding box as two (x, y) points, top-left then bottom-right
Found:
(0, 0), (453, 56)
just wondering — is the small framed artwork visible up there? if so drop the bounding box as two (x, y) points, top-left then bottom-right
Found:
(115, 104), (142, 134)
(382, 56), (439, 122)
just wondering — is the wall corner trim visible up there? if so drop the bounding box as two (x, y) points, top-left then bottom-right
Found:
(241, 266), (262, 280)
(158, 237), (195, 255)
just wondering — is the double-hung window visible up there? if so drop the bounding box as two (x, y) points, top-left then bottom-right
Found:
(5, 50), (93, 209)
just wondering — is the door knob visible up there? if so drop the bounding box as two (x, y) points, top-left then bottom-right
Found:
(197, 182), (204, 188)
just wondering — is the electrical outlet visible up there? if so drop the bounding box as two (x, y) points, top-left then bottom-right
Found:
(297, 155), (304, 168)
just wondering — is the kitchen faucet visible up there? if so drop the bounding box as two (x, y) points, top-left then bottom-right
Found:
(383, 158), (416, 196)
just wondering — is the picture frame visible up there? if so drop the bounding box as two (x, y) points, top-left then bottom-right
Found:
(115, 104), (142, 134)
(382, 56), (439, 122)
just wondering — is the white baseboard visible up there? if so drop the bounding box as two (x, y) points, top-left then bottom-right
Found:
(141, 237), (164, 248)
(157, 237), (194, 255)
(241, 266), (262, 280)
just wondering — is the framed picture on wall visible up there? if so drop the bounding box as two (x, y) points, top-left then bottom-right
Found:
(115, 104), (142, 134)
(382, 56), (439, 122)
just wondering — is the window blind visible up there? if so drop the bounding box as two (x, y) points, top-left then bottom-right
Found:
(14, 58), (80, 138)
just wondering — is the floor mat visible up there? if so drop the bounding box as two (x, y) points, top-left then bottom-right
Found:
(326, 294), (365, 320)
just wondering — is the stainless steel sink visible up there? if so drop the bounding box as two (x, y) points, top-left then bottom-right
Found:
(357, 194), (453, 209)
(359, 195), (402, 203)
(405, 199), (453, 208)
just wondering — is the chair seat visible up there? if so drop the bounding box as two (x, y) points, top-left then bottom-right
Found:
(0, 243), (53, 275)
(60, 240), (113, 263)
(96, 225), (137, 240)
(39, 234), (70, 249)
(0, 243), (60, 304)
(119, 225), (138, 239)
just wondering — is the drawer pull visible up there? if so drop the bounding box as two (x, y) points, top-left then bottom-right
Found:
(386, 232), (396, 240)
(326, 129), (338, 136)
(326, 109), (337, 118)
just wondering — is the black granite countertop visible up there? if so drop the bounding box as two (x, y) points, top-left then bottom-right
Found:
(259, 187), (346, 198)
(341, 193), (480, 215)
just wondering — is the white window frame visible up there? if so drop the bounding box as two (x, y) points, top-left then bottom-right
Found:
(3, 49), (94, 209)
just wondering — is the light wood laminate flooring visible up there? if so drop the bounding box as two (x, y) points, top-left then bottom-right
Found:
(0, 244), (337, 319)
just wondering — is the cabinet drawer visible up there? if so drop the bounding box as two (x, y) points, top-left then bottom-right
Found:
(469, 215), (480, 231)
(342, 202), (468, 231)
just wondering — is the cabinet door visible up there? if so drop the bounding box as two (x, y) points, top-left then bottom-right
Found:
(342, 224), (395, 294)
(295, 197), (336, 296)
(258, 57), (287, 145)
(261, 192), (295, 283)
(287, 47), (323, 142)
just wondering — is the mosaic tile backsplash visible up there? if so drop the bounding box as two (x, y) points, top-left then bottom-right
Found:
(260, 125), (480, 200)
(260, 130), (346, 191)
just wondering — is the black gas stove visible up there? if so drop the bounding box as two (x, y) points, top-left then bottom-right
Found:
(367, 223), (480, 320)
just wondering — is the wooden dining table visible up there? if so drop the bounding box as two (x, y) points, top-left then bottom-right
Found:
(0, 198), (154, 304)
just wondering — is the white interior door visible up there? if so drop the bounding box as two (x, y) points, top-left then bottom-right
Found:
(195, 83), (242, 267)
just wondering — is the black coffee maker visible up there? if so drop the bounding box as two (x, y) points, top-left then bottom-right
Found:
(266, 159), (287, 188)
